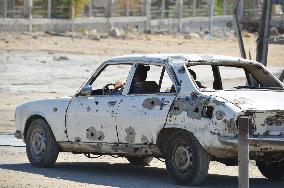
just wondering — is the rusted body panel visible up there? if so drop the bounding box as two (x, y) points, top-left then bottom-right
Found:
(15, 54), (284, 160)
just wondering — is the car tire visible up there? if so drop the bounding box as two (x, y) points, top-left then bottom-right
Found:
(126, 156), (153, 166)
(257, 161), (284, 180)
(26, 118), (59, 168)
(165, 131), (210, 186)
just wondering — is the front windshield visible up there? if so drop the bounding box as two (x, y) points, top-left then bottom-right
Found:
(186, 63), (283, 91)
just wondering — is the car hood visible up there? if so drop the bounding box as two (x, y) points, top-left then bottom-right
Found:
(16, 97), (72, 113)
(203, 90), (284, 111)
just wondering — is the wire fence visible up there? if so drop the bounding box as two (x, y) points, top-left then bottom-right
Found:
(0, 0), (282, 19)
(0, 0), (240, 19)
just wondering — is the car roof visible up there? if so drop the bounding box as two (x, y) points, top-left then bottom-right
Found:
(106, 54), (259, 66)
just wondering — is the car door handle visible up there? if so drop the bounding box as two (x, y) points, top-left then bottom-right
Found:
(161, 101), (169, 106)
(108, 101), (117, 107)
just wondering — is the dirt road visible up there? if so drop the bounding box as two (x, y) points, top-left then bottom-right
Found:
(0, 142), (283, 188)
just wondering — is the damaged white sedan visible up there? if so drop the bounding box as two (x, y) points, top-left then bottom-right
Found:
(15, 54), (284, 185)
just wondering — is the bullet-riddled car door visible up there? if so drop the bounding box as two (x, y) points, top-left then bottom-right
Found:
(66, 63), (133, 143)
(116, 64), (177, 144)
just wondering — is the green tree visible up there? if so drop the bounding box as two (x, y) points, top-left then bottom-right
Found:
(214, 0), (223, 15)
(57, 0), (90, 18)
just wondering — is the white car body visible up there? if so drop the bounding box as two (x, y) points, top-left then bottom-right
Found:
(15, 54), (284, 161)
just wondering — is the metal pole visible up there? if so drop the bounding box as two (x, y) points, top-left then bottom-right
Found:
(233, 0), (247, 59)
(223, 0), (226, 15)
(238, 117), (250, 188)
(145, 0), (151, 32)
(3, 0), (7, 18)
(239, 0), (244, 20)
(28, 0), (33, 32)
(253, 0), (256, 15)
(209, 0), (214, 39)
(161, 0), (165, 19)
(47, 0), (51, 18)
(88, 0), (93, 17)
(176, 0), (183, 32)
(12, 0), (15, 17)
(193, 0), (196, 17)
(107, 0), (114, 17)
(280, 70), (284, 82)
(126, 0), (129, 16)
(71, 0), (75, 33)
(256, 0), (272, 66)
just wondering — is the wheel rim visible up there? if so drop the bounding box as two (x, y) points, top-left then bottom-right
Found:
(173, 144), (193, 174)
(30, 129), (46, 160)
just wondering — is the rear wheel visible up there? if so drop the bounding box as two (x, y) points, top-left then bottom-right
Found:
(257, 161), (284, 180)
(26, 118), (59, 167)
(165, 131), (210, 186)
(126, 156), (153, 166)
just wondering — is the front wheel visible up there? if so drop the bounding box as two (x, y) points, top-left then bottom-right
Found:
(26, 118), (59, 168)
(257, 161), (284, 180)
(165, 131), (210, 186)
(126, 156), (153, 166)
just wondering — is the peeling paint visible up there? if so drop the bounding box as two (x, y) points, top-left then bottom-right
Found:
(86, 127), (105, 141)
(169, 93), (211, 120)
(232, 97), (250, 107)
(141, 135), (154, 144)
(141, 135), (149, 143)
(215, 110), (225, 120)
(142, 97), (161, 110)
(125, 127), (136, 143)
(178, 66), (186, 74)
(265, 116), (284, 127)
(224, 118), (236, 134)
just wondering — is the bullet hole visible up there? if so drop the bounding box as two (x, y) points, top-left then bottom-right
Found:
(86, 127), (105, 141)
(125, 127), (136, 143)
(215, 110), (225, 120)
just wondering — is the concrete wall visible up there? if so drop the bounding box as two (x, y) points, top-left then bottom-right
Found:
(0, 15), (233, 33)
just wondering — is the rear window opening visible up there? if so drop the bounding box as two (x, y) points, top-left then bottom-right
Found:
(186, 64), (283, 91)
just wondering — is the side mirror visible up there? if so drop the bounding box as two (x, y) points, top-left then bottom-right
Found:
(80, 85), (92, 96)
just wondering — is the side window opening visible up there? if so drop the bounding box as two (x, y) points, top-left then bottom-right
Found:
(129, 64), (176, 94)
(187, 64), (282, 91)
(188, 65), (215, 90)
(218, 66), (249, 90)
(90, 64), (132, 96)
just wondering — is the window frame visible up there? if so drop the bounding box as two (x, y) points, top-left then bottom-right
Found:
(186, 63), (283, 91)
(127, 62), (178, 96)
(77, 62), (135, 97)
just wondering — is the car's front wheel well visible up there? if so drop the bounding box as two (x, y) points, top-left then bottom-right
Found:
(24, 115), (48, 142)
(157, 128), (192, 156)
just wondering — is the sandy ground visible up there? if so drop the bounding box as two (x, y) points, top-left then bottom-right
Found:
(0, 144), (284, 188)
(0, 32), (283, 187)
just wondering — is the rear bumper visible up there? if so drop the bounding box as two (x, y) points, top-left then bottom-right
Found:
(218, 135), (284, 147)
